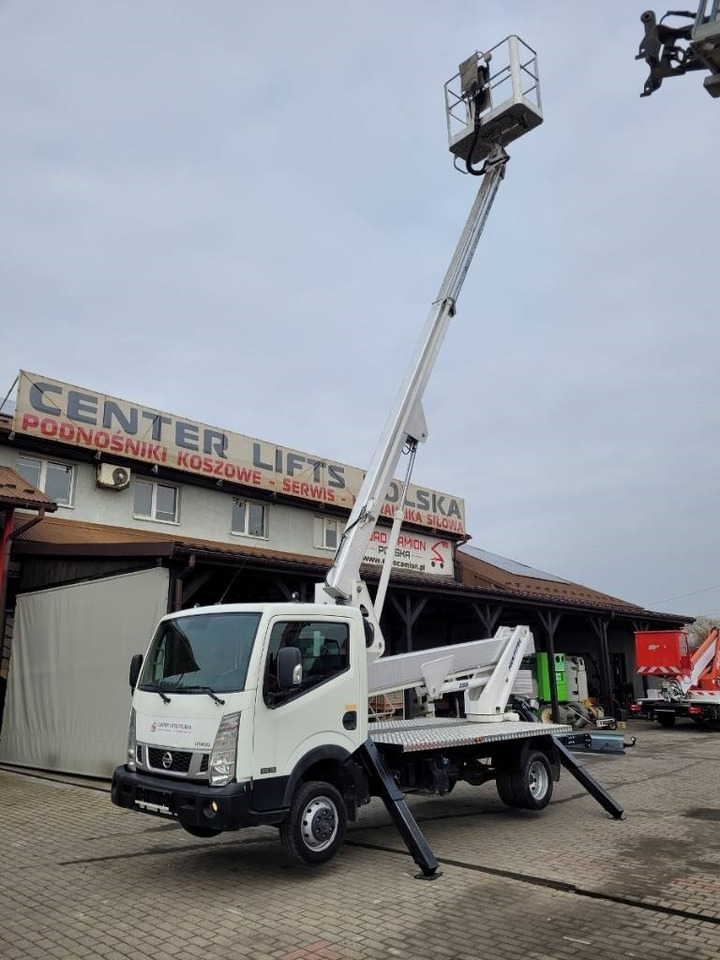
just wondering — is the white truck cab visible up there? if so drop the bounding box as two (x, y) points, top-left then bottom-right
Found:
(114, 603), (373, 858)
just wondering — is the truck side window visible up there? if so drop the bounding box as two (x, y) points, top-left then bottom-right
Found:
(264, 620), (350, 706)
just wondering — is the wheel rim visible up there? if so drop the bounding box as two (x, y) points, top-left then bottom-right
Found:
(300, 795), (338, 852)
(528, 760), (549, 800)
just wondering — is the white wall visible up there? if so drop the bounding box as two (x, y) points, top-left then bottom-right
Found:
(0, 442), (335, 561)
(0, 568), (169, 777)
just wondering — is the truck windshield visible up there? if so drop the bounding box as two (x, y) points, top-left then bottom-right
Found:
(138, 612), (262, 694)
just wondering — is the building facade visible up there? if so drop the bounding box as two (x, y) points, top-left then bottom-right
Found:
(0, 370), (687, 777)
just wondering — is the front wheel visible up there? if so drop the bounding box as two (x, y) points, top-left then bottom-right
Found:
(280, 780), (347, 865)
(497, 749), (553, 811)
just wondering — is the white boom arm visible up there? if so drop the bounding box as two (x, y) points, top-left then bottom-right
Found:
(315, 145), (509, 659)
(368, 625), (534, 722)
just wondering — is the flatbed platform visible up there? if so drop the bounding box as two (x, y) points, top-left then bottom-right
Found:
(369, 717), (571, 753)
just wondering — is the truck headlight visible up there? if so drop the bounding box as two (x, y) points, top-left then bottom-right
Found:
(126, 707), (137, 772)
(209, 711), (241, 787)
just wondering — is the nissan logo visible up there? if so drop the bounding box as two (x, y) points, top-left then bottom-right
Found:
(161, 751), (173, 769)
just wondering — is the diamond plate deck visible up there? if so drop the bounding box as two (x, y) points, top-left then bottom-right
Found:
(369, 718), (571, 753)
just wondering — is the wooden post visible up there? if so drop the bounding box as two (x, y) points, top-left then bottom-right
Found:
(537, 609), (562, 723)
(589, 616), (614, 714)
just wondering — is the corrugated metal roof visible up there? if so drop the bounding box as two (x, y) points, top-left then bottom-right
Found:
(13, 514), (317, 561)
(0, 466), (57, 511)
(10, 515), (451, 585)
(14, 514), (169, 544)
(456, 544), (641, 612)
(12, 516), (683, 619)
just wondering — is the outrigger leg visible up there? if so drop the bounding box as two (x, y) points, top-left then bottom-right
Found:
(554, 737), (625, 819)
(357, 739), (441, 880)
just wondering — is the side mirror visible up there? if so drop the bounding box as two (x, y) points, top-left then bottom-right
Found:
(277, 646), (302, 690)
(129, 654), (143, 691)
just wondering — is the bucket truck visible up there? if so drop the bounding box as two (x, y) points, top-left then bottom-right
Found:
(111, 37), (624, 879)
(630, 629), (720, 725)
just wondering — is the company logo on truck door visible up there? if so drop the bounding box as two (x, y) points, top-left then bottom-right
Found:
(13, 371), (465, 533)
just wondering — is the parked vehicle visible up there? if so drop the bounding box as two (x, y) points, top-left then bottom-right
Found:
(630, 629), (720, 726)
(111, 37), (623, 878)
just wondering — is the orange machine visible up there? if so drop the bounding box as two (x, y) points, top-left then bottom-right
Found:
(631, 629), (720, 726)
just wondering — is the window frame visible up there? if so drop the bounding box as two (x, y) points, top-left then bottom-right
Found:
(262, 618), (351, 708)
(230, 497), (269, 540)
(16, 455), (75, 508)
(313, 515), (345, 551)
(132, 478), (181, 525)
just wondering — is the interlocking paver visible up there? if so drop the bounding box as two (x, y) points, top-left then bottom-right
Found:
(1, 722), (719, 959)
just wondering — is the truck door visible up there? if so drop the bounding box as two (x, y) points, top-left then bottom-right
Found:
(252, 616), (363, 802)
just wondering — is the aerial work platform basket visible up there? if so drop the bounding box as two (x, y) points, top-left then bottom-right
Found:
(444, 35), (543, 168)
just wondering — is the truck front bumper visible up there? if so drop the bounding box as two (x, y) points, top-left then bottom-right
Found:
(111, 766), (286, 831)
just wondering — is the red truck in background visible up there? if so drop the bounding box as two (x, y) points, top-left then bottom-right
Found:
(630, 629), (720, 726)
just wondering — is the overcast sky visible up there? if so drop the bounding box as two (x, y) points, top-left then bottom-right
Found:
(1, 1), (718, 615)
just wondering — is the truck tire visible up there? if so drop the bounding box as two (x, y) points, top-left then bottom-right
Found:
(280, 780), (347, 865)
(657, 713), (676, 728)
(496, 769), (521, 807)
(498, 750), (553, 811)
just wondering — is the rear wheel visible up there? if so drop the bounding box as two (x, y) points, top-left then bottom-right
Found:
(280, 780), (347, 865)
(496, 768), (521, 807)
(656, 713), (676, 728)
(497, 750), (553, 811)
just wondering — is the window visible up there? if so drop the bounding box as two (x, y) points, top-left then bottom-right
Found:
(314, 516), (345, 550)
(133, 479), (180, 523)
(139, 612), (262, 694)
(263, 619), (350, 706)
(16, 456), (74, 506)
(231, 498), (268, 538)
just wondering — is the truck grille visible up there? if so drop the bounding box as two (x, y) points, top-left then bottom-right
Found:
(147, 748), (192, 773)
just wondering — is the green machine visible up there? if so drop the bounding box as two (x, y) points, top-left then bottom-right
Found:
(523, 652), (568, 702)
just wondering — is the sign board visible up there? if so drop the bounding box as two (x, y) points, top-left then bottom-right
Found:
(13, 372), (466, 535)
(364, 531), (453, 577)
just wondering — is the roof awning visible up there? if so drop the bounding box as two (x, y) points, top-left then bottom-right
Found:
(0, 466), (57, 512)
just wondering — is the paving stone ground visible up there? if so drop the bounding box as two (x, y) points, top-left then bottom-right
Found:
(1, 720), (719, 960)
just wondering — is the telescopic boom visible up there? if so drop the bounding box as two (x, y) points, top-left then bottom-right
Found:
(315, 38), (543, 662)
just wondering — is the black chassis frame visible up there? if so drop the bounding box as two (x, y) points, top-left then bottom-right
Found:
(641, 699), (720, 722)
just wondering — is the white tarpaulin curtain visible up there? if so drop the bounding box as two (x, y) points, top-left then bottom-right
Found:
(0, 567), (169, 778)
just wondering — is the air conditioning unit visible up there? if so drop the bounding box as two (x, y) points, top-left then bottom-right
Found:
(96, 463), (131, 491)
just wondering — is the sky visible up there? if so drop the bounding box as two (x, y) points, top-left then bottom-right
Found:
(1, 1), (718, 616)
